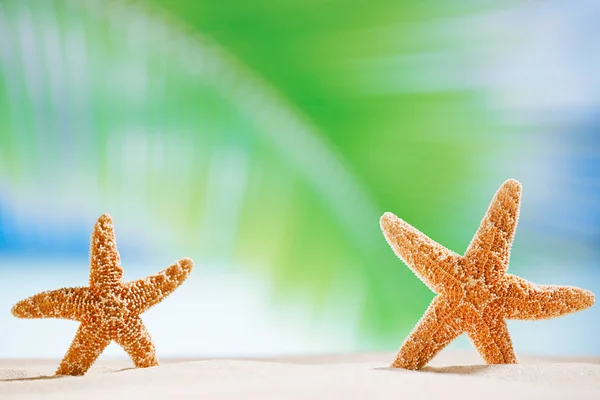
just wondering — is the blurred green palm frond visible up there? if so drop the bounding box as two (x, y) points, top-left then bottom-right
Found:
(0, 0), (510, 348)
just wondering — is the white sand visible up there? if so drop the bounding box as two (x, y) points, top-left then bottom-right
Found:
(1, 351), (599, 399)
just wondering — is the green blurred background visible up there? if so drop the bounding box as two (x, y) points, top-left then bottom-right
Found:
(0, 0), (598, 358)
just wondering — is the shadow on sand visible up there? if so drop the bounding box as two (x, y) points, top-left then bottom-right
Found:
(372, 364), (496, 375)
(0, 374), (65, 382)
(1, 366), (142, 382)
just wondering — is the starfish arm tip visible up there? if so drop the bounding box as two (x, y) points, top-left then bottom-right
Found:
(11, 297), (44, 319)
(498, 178), (522, 207)
(379, 211), (400, 232)
(580, 288), (595, 309)
(171, 257), (195, 281)
(97, 213), (113, 224)
(551, 286), (595, 314)
(380, 211), (395, 220)
(504, 178), (521, 188)
(170, 257), (195, 284)
(179, 257), (194, 271)
(502, 178), (523, 199)
(497, 178), (522, 202)
(10, 300), (28, 318)
(93, 213), (115, 236)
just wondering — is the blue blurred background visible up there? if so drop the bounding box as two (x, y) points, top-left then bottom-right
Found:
(0, 0), (598, 359)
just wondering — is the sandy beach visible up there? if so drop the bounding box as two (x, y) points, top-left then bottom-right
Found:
(1, 351), (599, 399)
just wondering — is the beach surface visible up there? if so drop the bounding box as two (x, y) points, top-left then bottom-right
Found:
(1, 351), (599, 399)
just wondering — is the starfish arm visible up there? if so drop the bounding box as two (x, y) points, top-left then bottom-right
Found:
(124, 258), (194, 314)
(502, 275), (595, 320)
(391, 296), (463, 370)
(466, 314), (517, 364)
(56, 322), (111, 376)
(11, 287), (91, 320)
(89, 214), (123, 288)
(380, 212), (461, 294)
(463, 179), (521, 283)
(114, 316), (159, 368)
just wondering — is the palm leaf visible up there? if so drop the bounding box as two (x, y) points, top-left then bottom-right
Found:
(0, 0), (509, 348)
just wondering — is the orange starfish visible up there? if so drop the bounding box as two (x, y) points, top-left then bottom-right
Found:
(12, 214), (194, 376)
(380, 179), (595, 370)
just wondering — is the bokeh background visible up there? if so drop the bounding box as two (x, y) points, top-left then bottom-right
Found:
(0, 0), (598, 359)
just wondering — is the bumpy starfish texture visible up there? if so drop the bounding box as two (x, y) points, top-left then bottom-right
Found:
(380, 179), (595, 370)
(12, 214), (194, 376)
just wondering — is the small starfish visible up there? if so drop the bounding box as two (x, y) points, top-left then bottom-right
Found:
(12, 214), (194, 376)
(380, 179), (595, 370)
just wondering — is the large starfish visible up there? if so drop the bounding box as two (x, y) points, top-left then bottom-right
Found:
(380, 179), (595, 370)
(12, 214), (194, 376)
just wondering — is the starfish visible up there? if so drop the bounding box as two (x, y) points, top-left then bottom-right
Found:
(12, 214), (194, 376)
(380, 179), (595, 370)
